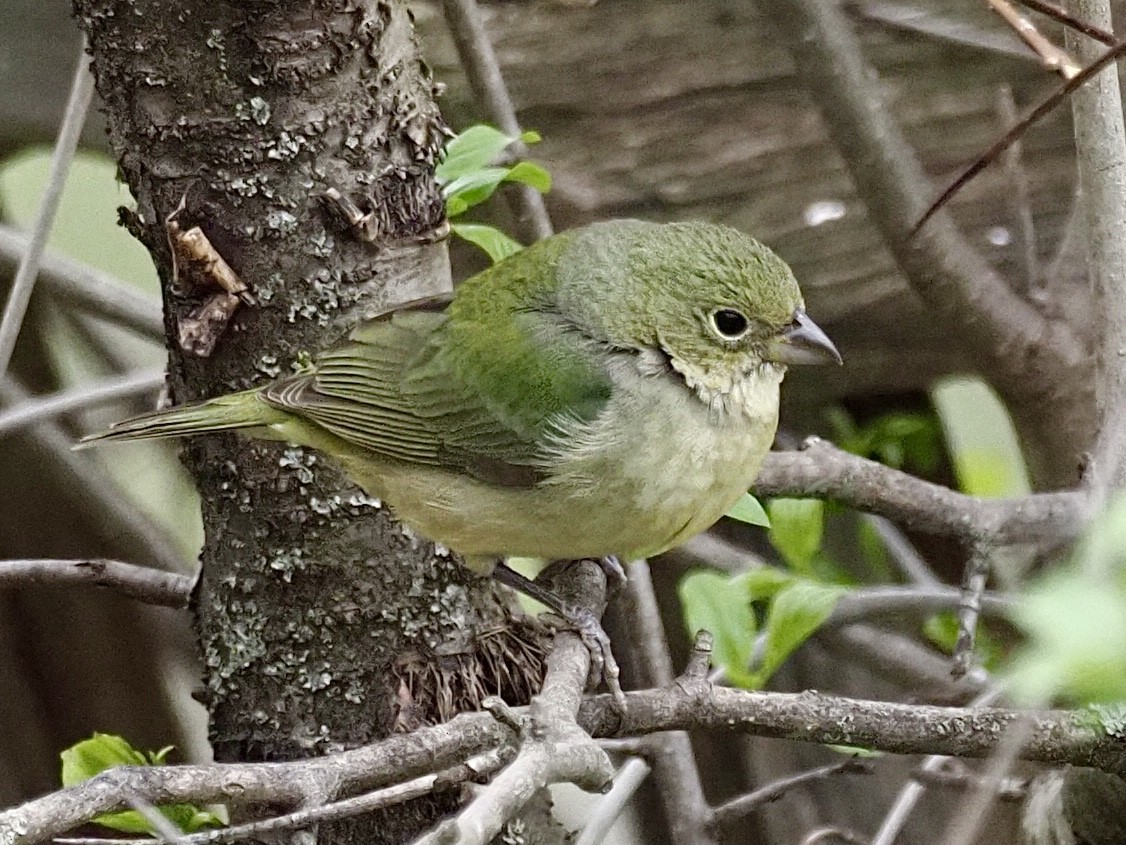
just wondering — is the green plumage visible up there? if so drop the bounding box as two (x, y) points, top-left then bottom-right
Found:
(83, 220), (837, 563)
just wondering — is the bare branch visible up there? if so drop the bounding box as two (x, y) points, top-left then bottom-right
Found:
(58, 751), (509, 845)
(0, 370), (163, 440)
(0, 41), (94, 381)
(766, 0), (1088, 417)
(0, 559), (192, 608)
(987, 0), (1081, 77)
(753, 440), (1088, 545)
(0, 225), (163, 341)
(1015, 0), (1117, 44)
(709, 759), (872, 830)
(826, 584), (1015, 627)
(440, 0), (553, 242)
(5, 683), (1124, 845)
(420, 562), (615, 845)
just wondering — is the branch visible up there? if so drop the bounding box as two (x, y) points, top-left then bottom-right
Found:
(753, 439), (1088, 544)
(418, 560), (615, 845)
(1066, 0), (1126, 497)
(6, 683), (1124, 845)
(987, 0), (1081, 77)
(617, 560), (715, 845)
(1015, 0), (1117, 44)
(0, 41), (94, 381)
(765, 0), (1090, 447)
(0, 370), (164, 439)
(0, 224), (163, 341)
(0, 559), (193, 608)
(440, 0), (554, 242)
(709, 759), (872, 830)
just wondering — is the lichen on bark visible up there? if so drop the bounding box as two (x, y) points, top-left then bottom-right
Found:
(71, 1), (538, 840)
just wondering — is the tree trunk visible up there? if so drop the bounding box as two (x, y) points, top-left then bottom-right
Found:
(71, 2), (533, 840)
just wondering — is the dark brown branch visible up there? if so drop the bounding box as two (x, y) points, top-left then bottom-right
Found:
(709, 759), (872, 829)
(916, 37), (1126, 232)
(0, 559), (193, 608)
(5, 683), (1124, 845)
(752, 440), (1088, 544)
(1015, 0), (1117, 45)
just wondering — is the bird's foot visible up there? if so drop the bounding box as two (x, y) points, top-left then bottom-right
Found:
(491, 561), (627, 710)
(563, 604), (626, 711)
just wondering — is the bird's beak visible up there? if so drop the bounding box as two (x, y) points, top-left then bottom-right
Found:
(765, 309), (842, 366)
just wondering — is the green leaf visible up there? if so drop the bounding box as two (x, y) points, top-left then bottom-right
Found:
(679, 570), (756, 686)
(754, 580), (847, 685)
(726, 492), (770, 527)
(767, 498), (824, 573)
(443, 161), (552, 218)
(741, 567), (794, 601)
(450, 223), (524, 263)
(60, 734), (224, 835)
(503, 160), (551, 193)
(435, 125), (518, 185)
(61, 733), (147, 786)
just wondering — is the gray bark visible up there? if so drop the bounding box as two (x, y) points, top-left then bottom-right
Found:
(70, 1), (533, 841)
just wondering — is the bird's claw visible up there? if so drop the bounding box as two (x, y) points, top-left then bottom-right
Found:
(566, 605), (627, 712)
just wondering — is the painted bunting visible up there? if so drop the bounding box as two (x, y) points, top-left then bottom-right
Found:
(82, 220), (839, 692)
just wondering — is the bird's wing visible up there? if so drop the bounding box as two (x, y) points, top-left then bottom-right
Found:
(261, 297), (612, 487)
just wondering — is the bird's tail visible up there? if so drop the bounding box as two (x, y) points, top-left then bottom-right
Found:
(77, 389), (284, 448)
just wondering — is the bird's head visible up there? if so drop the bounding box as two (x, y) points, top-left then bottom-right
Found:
(553, 220), (840, 397)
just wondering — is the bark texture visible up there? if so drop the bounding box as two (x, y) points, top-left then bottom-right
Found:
(70, 1), (520, 840)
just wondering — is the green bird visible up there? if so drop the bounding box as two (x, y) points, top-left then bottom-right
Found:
(83, 220), (839, 690)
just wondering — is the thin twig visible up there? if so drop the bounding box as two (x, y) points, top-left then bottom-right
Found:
(827, 584), (1014, 628)
(0, 224), (163, 341)
(1015, 0), (1116, 44)
(953, 546), (992, 676)
(863, 515), (943, 587)
(0, 370), (164, 439)
(440, 0), (553, 242)
(753, 439), (1088, 545)
(0, 559), (193, 608)
(910, 763), (1027, 800)
(709, 759), (872, 829)
(0, 40), (95, 381)
(574, 757), (653, 845)
(915, 37), (1126, 233)
(987, 0), (1081, 77)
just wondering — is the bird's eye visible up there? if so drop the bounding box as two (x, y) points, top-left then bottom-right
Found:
(710, 308), (750, 339)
